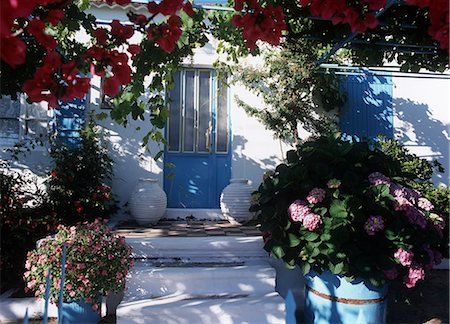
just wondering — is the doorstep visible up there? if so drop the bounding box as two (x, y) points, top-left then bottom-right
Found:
(113, 219), (262, 238)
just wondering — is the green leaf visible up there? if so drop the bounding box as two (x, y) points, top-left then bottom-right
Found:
(333, 262), (344, 274)
(329, 199), (348, 218)
(300, 262), (311, 275)
(333, 189), (340, 199)
(95, 112), (108, 120)
(303, 231), (319, 241)
(272, 245), (285, 259)
(284, 259), (297, 269)
(154, 150), (164, 162)
(288, 233), (300, 247)
(320, 233), (331, 241)
(384, 229), (397, 240)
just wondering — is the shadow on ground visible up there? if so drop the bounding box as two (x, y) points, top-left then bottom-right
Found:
(387, 270), (449, 324)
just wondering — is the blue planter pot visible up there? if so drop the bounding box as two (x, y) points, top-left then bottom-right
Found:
(61, 299), (101, 324)
(304, 270), (388, 324)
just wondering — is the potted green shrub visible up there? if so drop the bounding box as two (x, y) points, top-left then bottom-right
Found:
(253, 135), (448, 323)
(24, 220), (133, 323)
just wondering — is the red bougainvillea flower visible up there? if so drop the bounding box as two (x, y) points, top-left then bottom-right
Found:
(22, 51), (90, 108)
(183, 1), (195, 17)
(1, 35), (27, 68)
(110, 19), (134, 43)
(127, 44), (141, 57)
(84, 46), (133, 94)
(147, 0), (183, 16)
(129, 14), (148, 27)
(148, 15), (182, 53)
(93, 28), (108, 45)
(26, 18), (57, 51)
(232, 1), (286, 50)
(46, 9), (65, 26)
(103, 76), (121, 97)
(300, 0), (385, 34)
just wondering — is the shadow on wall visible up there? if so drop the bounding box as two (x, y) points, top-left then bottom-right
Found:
(231, 134), (280, 187)
(394, 98), (449, 186)
(100, 122), (164, 216)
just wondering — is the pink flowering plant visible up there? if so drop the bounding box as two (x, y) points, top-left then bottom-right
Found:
(24, 219), (133, 311)
(253, 135), (448, 288)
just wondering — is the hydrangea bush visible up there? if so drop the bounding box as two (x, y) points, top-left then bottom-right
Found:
(253, 135), (448, 288)
(24, 220), (133, 311)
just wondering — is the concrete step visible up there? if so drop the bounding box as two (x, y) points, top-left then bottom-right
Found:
(117, 292), (285, 324)
(127, 236), (268, 262)
(126, 261), (277, 300)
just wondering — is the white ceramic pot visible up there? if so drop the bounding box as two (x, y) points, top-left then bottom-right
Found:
(220, 179), (255, 224)
(129, 178), (167, 226)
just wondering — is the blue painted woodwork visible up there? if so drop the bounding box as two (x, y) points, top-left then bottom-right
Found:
(304, 271), (388, 324)
(340, 71), (393, 141)
(53, 98), (86, 148)
(285, 289), (297, 324)
(164, 70), (231, 208)
(61, 298), (101, 324)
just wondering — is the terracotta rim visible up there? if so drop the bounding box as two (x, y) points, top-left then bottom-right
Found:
(305, 285), (386, 305)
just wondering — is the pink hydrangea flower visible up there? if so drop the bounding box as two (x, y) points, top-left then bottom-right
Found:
(404, 263), (425, 288)
(306, 188), (326, 204)
(368, 172), (391, 185)
(430, 213), (445, 233)
(394, 248), (414, 266)
(423, 244), (443, 270)
(393, 196), (412, 211)
(383, 267), (399, 280)
(418, 197), (434, 211)
(288, 200), (310, 222)
(364, 215), (384, 235)
(302, 213), (322, 231)
(404, 206), (427, 229)
(390, 184), (420, 204)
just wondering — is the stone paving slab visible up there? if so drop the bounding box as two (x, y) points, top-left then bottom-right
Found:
(114, 220), (262, 238)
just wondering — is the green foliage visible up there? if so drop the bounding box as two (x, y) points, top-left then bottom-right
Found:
(254, 135), (448, 287)
(0, 160), (59, 290)
(276, 0), (448, 72)
(234, 42), (345, 144)
(46, 121), (117, 225)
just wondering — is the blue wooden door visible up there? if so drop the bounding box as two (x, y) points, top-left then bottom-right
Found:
(164, 69), (231, 208)
(340, 71), (393, 141)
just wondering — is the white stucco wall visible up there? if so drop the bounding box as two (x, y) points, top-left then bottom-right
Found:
(392, 73), (450, 186)
(3, 4), (448, 220)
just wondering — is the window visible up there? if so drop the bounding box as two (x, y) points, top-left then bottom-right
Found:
(167, 69), (229, 154)
(0, 95), (50, 147)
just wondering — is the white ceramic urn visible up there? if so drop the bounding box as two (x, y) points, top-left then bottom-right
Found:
(129, 178), (167, 226)
(220, 178), (255, 224)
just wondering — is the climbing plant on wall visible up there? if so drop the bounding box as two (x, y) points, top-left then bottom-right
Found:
(1, 0), (448, 154)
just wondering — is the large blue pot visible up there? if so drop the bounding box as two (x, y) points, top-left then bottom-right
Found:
(61, 299), (101, 324)
(304, 270), (388, 324)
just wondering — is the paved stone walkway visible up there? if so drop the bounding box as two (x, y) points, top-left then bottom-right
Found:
(114, 219), (262, 237)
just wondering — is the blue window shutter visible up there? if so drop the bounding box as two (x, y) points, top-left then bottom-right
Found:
(53, 97), (86, 148)
(340, 71), (393, 141)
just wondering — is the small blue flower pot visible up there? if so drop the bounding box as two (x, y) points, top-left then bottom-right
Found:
(304, 270), (388, 324)
(61, 299), (101, 324)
